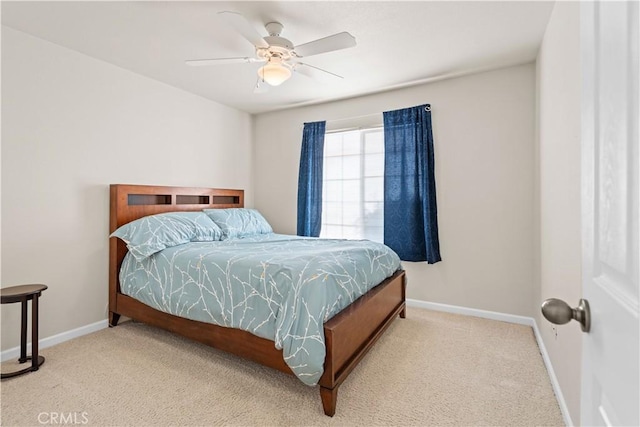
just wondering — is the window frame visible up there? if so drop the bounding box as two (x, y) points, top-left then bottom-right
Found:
(320, 127), (384, 242)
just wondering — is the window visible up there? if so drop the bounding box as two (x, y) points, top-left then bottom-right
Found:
(320, 128), (384, 243)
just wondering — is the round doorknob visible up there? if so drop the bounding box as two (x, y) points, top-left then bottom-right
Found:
(541, 298), (591, 333)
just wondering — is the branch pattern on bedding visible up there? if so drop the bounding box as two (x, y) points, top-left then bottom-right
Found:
(119, 233), (401, 385)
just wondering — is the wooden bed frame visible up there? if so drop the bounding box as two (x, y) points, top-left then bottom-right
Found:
(108, 184), (406, 416)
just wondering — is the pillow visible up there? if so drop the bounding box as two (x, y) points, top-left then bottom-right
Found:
(110, 212), (223, 261)
(203, 208), (273, 239)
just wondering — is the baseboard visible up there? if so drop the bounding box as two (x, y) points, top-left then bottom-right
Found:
(531, 319), (574, 426)
(406, 298), (573, 426)
(1, 319), (108, 362)
(406, 298), (535, 326)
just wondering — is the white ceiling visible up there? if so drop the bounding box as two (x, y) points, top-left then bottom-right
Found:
(1, 1), (554, 114)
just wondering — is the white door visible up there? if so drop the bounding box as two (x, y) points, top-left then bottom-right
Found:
(581, 1), (639, 426)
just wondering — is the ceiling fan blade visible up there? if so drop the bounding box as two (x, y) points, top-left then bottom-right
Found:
(294, 62), (344, 81)
(218, 11), (269, 49)
(294, 32), (356, 58)
(185, 57), (261, 66)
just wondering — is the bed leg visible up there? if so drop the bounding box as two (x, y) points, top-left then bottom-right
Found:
(400, 306), (406, 319)
(320, 386), (338, 417)
(109, 312), (121, 327)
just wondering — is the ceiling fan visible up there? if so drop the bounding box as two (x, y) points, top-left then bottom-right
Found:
(185, 11), (357, 93)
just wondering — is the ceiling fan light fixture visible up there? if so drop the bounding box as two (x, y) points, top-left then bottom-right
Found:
(257, 62), (292, 86)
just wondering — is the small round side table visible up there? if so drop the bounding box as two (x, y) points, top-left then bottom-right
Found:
(1, 284), (47, 379)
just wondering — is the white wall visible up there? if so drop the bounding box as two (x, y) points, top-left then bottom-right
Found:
(535, 2), (582, 425)
(254, 64), (536, 317)
(0, 27), (253, 350)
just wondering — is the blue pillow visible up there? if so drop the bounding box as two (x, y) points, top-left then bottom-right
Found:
(110, 212), (223, 261)
(203, 208), (273, 239)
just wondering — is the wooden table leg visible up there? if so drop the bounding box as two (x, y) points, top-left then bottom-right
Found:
(19, 299), (28, 363)
(31, 294), (39, 371)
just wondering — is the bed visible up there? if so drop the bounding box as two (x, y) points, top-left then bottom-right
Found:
(108, 184), (406, 416)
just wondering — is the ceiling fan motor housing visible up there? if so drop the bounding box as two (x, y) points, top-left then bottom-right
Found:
(264, 36), (294, 51)
(263, 22), (294, 54)
(259, 24), (295, 61)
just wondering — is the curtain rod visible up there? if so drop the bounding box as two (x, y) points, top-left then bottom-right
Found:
(325, 105), (431, 124)
(324, 105), (432, 125)
(300, 113), (381, 131)
(301, 106), (432, 131)
(325, 112), (382, 123)
(325, 124), (384, 134)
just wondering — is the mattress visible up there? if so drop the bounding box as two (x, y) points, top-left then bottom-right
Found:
(119, 233), (401, 385)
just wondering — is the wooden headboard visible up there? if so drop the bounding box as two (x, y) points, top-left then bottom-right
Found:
(108, 184), (244, 315)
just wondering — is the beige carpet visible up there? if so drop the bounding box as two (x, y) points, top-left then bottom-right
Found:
(1, 308), (563, 426)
